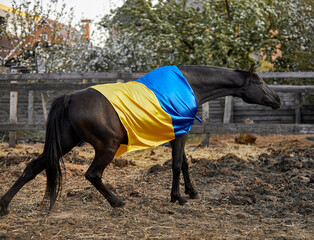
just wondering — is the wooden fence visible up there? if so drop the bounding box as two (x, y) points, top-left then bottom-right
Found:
(0, 71), (313, 147)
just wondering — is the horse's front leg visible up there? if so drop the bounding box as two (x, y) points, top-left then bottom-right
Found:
(170, 135), (188, 205)
(182, 153), (199, 199)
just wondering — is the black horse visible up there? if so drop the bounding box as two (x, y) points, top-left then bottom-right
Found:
(0, 65), (280, 216)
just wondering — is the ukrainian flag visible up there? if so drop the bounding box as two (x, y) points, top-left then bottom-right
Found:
(91, 66), (200, 157)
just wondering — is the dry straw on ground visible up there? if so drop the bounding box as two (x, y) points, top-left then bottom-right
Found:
(0, 134), (313, 239)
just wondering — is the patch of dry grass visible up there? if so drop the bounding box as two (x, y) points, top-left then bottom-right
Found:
(0, 134), (313, 239)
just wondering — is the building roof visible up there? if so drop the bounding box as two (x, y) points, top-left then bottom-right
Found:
(0, 4), (80, 63)
(0, 4), (29, 17)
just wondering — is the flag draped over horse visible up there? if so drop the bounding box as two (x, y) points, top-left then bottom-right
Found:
(91, 66), (201, 157)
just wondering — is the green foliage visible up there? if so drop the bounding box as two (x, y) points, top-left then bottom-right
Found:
(271, 0), (313, 71)
(100, 0), (313, 72)
(3, 0), (312, 74)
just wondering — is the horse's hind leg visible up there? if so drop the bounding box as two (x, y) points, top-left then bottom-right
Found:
(0, 122), (81, 216)
(0, 155), (45, 216)
(67, 88), (127, 207)
(85, 146), (125, 207)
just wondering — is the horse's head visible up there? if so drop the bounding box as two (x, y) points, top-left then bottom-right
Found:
(240, 65), (281, 109)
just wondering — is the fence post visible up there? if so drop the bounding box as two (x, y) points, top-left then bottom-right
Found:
(40, 92), (48, 122)
(223, 96), (233, 123)
(201, 102), (210, 147)
(28, 91), (34, 124)
(9, 79), (18, 148)
(295, 93), (301, 124)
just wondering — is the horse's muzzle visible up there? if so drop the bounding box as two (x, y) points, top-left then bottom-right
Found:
(269, 96), (281, 109)
(266, 88), (281, 109)
(271, 104), (281, 109)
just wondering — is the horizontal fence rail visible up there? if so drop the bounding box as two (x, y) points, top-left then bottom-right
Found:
(0, 82), (94, 91)
(1, 83), (314, 92)
(0, 71), (313, 81)
(0, 71), (146, 81)
(0, 123), (313, 134)
(191, 123), (314, 135)
(0, 71), (313, 147)
(0, 71), (313, 92)
(258, 72), (314, 79)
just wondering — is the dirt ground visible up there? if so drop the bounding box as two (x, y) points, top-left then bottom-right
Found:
(0, 134), (313, 240)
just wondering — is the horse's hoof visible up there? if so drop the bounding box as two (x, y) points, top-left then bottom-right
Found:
(0, 207), (9, 216)
(0, 233), (8, 239)
(189, 192), (200, 199)
(178, 199), (187, 205)
(185, 190), (200, 199)
(171, 195), (187, 205)
(111, 200), (125, 208)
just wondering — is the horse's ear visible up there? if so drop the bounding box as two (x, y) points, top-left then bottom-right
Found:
(249, 64), (255, 75)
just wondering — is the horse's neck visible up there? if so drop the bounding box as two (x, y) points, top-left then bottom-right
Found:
(178, 66), (245, 106)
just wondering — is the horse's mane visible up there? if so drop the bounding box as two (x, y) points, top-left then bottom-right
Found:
(178, 65), (248, 74)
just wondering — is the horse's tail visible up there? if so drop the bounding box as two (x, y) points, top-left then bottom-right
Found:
(43, 95), (70, 211)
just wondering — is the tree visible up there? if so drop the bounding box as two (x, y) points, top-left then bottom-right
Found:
(0, 0), (91, 73)
(269, 0), (313, 71)
(100, 0), (313, 71)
